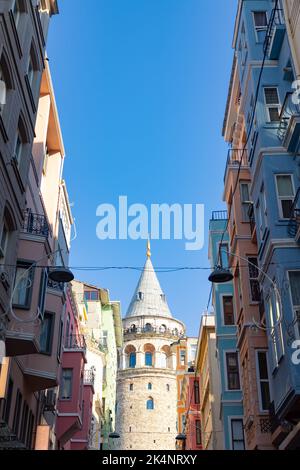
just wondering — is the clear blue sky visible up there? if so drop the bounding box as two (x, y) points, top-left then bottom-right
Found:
(47, 0), (238, 336)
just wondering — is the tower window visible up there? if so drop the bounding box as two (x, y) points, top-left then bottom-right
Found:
(146, 398), (154, 410)
(166, 384), (170, 392)
(129, 383), (133, 391)
(148, 383), (152, 390)
(136, 291), (144, 301)
(129, 352), (136, 368)
(145, 352), (153, 367)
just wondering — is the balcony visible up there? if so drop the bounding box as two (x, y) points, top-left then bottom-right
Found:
(47, 278), (65, 292)
(123, 325), (184, 339)
(64, 334), (86, 354)
(224, 148), (248, 183)
(21, 211), (49, 238)
(84, 369), (95, 388)
(264, 8), (285, 60)
(278, 93), (300, 152)
(288, 188), (300, 242)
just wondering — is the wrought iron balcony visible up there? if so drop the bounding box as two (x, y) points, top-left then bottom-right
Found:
(47, 278), (65, 292)
(288, 187), (300, 240)
(84, 369), (95, 387)
(264, 8), (285, 59)
(278, 93), (300, 152)
(224, 148), (248, 182)
(21, 210), (49, 238)
(64, 334), (86, 352)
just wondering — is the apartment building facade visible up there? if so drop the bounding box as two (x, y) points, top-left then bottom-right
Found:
(208, 211), (245, 450)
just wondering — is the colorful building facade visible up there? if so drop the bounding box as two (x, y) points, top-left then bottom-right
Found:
(208, 211), (245, 450)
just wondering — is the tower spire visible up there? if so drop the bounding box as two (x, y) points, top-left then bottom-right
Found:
(146, 236), (151, 259)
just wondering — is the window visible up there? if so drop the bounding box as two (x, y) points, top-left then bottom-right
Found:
(101, 331), (108, 348)
(0, 63), (7, 114)
(145, 323), (152, 332)
(38, 268), (48, 319)
(180, 350), (186, 366)
(275, 175), (295, 219)
(166, 384), (170, 391)
(268, 290), (284, 368)
(248, 257), (261, 302)
(195, 420), (202, 446)
(264, 87), (280, 122)
(288, 271), (300, 339)
(27, 44), (39, 93)
(0, 219), (9, 262)
(161, 293), (166, 302)
(220, 242), (229, 268)
(129, 383), (133, 391)
(4, 378), (13, 424)
(240, 183), (251, 222)
(60, 369), (73, 400)
(253, 11), (268, 43)
(39, 312), (54, 354)
(137, 291), (144, 301)
(222, 296), (235, 325)
(148, 383), (152, 390)
(84, 290), (99, 301)
(146, 398), (154, 410)
(231, 419), (245, 450)
(194, 380), (200, 404)
(13, 127), (23, 165)
(12, 390), (23, 435)
(226, 352), (240, 390)
(129, 352), (136, 368)
(145, 352), (153, 367)
(12, 262), (34, 308)
(256, 351), (271, 412)
(20, 402), (29, 444)
(12, 0), (24, 29)
(130, 324), (137, 332)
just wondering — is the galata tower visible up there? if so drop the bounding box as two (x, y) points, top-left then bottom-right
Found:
(115, 242), (185, 450)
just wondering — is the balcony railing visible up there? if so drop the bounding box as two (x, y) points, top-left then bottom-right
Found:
(47, 278), (65, 292)
(264, 8), (285, 58)
(278, 93), (300, 147)
(84, 369), (95, 387)
(224, 148), (248, 182)
(64, 334), (86, 351)
(124, 326), (184, 338)
(211, 211), (228, 221)
(21, 210), (49, 238)
(288, 187), (300, 238)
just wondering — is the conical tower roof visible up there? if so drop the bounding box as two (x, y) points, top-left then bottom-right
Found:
(126, 241), (172, 318)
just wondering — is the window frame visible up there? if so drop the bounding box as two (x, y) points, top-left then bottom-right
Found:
(221, 294), (235, 326)
(247, 256), (261, 303)
(60, 368), (73, 401)
(146, 397), (154, 410)
(275, 174), (295, 220)
(225, 351), (241, 391)
(255, 349), (271, 413)
(240, 182), (251, 222)
(252, 11), (268, 43)
(263, 87), (281, 123)
(145, 351), (153, 367)
(12, 260), (35, 309)
(39, 311), (55, 355)
(230, 418), (245, 450)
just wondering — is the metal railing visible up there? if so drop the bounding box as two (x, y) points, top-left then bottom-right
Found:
(278, 92), (300, 143)
(211, 211), (228, 221)
(47, 278), (65, 292)
(21, 210), (49, 237)
(84, 369), (95, 387)
(288, 187), (300, 238)
(264, 8), (285, 56)
(124, 326), (184, 338)
(64, 334), (86, 351)
(224, 148), (248, 182)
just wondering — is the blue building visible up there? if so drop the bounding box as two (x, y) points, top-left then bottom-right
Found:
(233, 0), (300, 449)
(208, 211), (245, 450)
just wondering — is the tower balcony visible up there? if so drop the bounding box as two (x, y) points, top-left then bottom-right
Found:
(264, 8), (285, 60)
(278, 93), (300, 153)
(123, 325), (182, 340)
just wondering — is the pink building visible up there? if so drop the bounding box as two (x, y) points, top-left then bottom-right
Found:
(181, 372), (202, 451)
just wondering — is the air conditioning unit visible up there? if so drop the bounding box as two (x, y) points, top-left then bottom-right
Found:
(44, 390), (57, 411)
